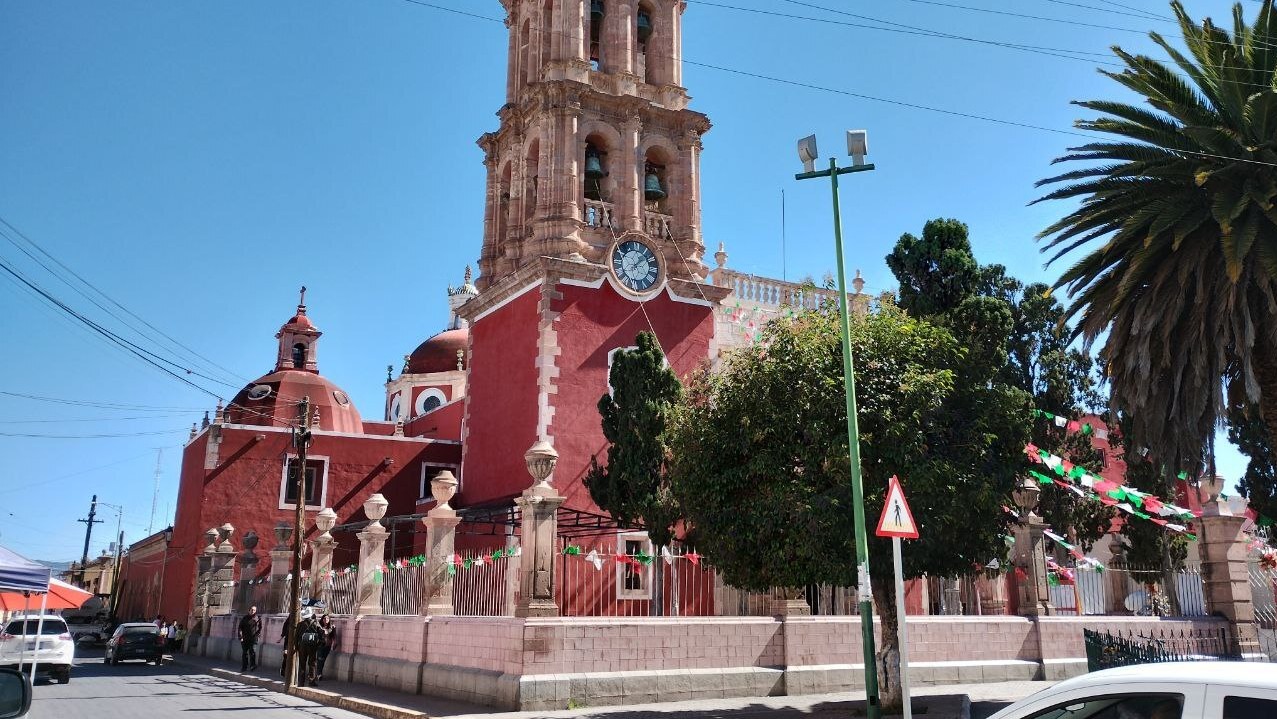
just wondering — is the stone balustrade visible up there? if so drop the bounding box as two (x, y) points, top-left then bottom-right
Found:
(643, 210), (673, 240)
(583, 199), (614, 230)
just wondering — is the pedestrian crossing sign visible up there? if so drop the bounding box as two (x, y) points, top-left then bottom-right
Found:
(875, 475), (919, 539)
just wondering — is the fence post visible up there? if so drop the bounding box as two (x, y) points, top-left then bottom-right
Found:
(1011, 479), (1055, 616)
(422, 471), (461, 615)
(515, 441), (565, 617)
(309, 508), (338, 606)
(234, 531), (260, 614)
(356, 493), (390, 617)
(269, 521), (294, 613)
(208, 523), (237, 618)
(1198, 496), (1261, 656)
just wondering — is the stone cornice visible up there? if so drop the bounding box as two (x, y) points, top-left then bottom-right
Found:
(457, 257), (609, 323)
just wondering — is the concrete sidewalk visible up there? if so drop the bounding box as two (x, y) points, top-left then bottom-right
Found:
(170, 651), (1052, 719)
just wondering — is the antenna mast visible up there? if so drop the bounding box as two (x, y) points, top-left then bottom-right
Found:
(148, 448), (163, 533)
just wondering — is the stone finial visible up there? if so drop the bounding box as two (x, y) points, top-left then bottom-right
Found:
(393, 418), (404, 437)
(273, 521), (293, 551)
(464, 265), (472, 285)
(431, 470), (459, 510)
(203, 527), (219, 553)
(524, 441), (558, 490)
(311, 407), (321, 428)
(852, 269), (865, 295)
(403, 354), (412, 373)
(714, 242), (728, 269)
(215, 399), (225, 423)
(386, 364), (393, 383)
(241, 530), (259, 552)
(202, 411), (210, 429)
(456, 349), (465, 371)
(217, 523), (235, 551)
(1012, 477), (1041, 518)
(315, 507), (338, 537)
(363, 493), (389, 525)
(189, 424), (198, 440)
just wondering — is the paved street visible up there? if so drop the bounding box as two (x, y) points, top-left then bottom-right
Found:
(25, 648), (367, 719)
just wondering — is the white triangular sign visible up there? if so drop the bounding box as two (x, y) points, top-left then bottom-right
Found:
(875, 475), (919, 539)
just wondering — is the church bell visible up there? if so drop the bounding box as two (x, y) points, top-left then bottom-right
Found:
(636, 10), (653, 42)
(591, 0), (605, 23)
(644, 171), (666, 201)
(584, 148), (605, 179)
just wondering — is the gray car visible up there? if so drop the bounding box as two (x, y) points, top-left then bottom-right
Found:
(104, 623), (164, 666)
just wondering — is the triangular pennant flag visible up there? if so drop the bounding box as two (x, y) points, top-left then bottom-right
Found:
(1116, 503), (1136, 515)
(686, 552), (702, 566)
(585, 549), (604, 571)
(661, 546), (674, 565)
(562, 544), (582, 556)
(1054, 416), (1068, 428)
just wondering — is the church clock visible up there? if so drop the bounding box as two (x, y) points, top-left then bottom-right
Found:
(610, 238), (661, 293)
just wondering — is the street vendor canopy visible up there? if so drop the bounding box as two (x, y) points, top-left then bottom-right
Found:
(0, 545), (52, 594)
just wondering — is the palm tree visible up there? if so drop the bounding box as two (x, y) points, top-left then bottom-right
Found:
(1036, 0), (1277, 474)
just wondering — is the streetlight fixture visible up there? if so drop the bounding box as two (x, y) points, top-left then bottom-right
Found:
(794, 129), (880, 719)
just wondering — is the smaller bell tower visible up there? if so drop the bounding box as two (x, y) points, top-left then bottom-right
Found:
(475, 0), (711, 292)
(275, 286), (321, 373)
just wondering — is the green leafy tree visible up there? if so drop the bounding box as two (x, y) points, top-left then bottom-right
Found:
(890, 222), (1113, 549)
(670, 303), (1030, 711)
(1034, 0), (1277, 475)
(584, 331), (681, 548)
(1229, 402), (1277, 522)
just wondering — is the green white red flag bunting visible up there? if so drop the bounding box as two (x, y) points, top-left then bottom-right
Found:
(1025, 444), (1198, 541)
(1030, 409), (1107, 440)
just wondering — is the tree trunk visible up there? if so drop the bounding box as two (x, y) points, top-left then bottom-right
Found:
(872, 580), (903, 714)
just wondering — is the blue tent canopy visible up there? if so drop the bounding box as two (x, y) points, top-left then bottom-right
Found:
(0, 545), (52, 594)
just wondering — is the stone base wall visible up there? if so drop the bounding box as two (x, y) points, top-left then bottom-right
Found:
(198, 614), (1227, 711)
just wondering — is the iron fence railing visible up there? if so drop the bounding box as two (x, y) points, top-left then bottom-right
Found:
(1084, 627), (1241, 671)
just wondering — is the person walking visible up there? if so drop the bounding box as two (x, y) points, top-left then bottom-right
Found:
(175, 623), (187, 652)
(237, 606), (262, 671)
(315, 613), (336, 681)
(165, 621), (178, 652)
(294, 611), (323, 687)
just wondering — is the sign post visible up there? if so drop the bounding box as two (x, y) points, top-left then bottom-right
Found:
(875, 475), (919, 719)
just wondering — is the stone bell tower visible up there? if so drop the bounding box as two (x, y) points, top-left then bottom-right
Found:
(475, 0), (711, 291)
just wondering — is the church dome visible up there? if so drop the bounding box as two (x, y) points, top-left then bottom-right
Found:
(407, 329), (468, 374)
(227, 369), (364, 433)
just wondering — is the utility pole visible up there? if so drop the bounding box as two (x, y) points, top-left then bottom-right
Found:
(284, 396), (312, 690)
(109, 530), (124, 621)
(77, 495), (102, 587)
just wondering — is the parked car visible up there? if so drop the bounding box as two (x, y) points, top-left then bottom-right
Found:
(104, 623), (164, 666)
(986, 662), (1276, 719)
(65, 621), (105, 645)
(0, 615), (73, 684)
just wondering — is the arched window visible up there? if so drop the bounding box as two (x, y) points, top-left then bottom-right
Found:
(583, 141), (607, 201)
(292, 343), (307, 368)
(589, 0), (604, 71)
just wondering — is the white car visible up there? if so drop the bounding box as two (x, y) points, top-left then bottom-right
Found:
(987, 662), (1276, 719)
(0, 615), (74, 684)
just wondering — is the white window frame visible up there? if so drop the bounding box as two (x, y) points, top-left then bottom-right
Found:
(419, 462), (461, 501)
(414, 387), (448, 418)
(615, 531), (652, 600)
(279, 454), (329, 510)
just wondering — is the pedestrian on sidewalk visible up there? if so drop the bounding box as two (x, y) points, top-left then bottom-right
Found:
(238, 606), (262, 671)
(315, 613), (335, 681)
(166, 621), (178, 652)
(295, 610), (323, 687)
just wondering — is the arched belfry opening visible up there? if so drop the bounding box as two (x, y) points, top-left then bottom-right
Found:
(292, 343), (308, 369)
(589, 0), (605, 71)
(636, 3), (654, 82)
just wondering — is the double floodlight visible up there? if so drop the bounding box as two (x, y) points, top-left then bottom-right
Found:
(796, 130), (870, 172)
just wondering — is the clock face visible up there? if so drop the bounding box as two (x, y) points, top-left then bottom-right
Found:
(611, 240), (660, 292)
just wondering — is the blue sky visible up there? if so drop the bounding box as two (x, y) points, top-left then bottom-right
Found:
(0, 0), (1253, 561)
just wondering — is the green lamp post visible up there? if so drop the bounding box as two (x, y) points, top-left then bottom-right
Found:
(795, 129), (880, 719)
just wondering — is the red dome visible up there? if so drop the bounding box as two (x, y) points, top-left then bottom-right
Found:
(284, 312), (315, 330)
(227, 369), (363, 433)
(407, 329), (468, 374)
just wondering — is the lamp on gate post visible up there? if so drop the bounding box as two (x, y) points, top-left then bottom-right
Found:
(794, 129), (880, 719)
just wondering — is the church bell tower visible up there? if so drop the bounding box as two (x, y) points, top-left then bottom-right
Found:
(458, 0), (728, 513)
(475, 0), (711, 290)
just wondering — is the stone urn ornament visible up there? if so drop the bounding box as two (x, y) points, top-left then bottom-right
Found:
(315, 507), (337, 538)
(363, 493), (389, 527)
(431, 470), (459, 510)
(524, 441), (558, 490)
(273, 521), (293, 551)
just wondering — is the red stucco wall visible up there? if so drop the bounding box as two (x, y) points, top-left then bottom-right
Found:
(548, 281), (715, 512)
(459, 286), (543, 505)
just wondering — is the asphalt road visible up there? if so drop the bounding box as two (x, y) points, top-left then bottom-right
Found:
(24, 647), (367, 719)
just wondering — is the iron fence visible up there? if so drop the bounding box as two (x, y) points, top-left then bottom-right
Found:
(1084, 627), (1241, 671)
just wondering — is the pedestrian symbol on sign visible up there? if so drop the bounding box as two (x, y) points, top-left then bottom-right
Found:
(875, 475), (919, 539)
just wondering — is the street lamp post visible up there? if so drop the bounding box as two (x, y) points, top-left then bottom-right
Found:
(795, 130), (880, 719)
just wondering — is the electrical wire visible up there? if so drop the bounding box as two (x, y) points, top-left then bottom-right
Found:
(0, 428), (190, 439)
(0, 215), (249, 386)
(0, 390), (208, 411)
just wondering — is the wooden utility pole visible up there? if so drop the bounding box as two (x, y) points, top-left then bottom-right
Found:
(77, 495), (102, 587)
(284, 396), (312, 690)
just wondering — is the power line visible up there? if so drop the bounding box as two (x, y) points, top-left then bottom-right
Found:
(0, 415), (192, 424)
(0, 428), (189, 439)
(394, 0), (1277, 167)
(0, 215), (249, 386)
(1039, 0), (1172, 22)
(0, 390), (208, 411)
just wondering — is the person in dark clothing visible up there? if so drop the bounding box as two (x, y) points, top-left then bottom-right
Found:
(279, 614), (294, 678)
(315, 613), (336, 681)
(294, 613), (323, 687)
(237, 606), (262, 671)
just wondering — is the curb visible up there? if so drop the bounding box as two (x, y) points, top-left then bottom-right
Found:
(208, 667), (428, 719)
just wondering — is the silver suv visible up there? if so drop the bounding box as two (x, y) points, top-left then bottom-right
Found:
(0, 615), (74, 684)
